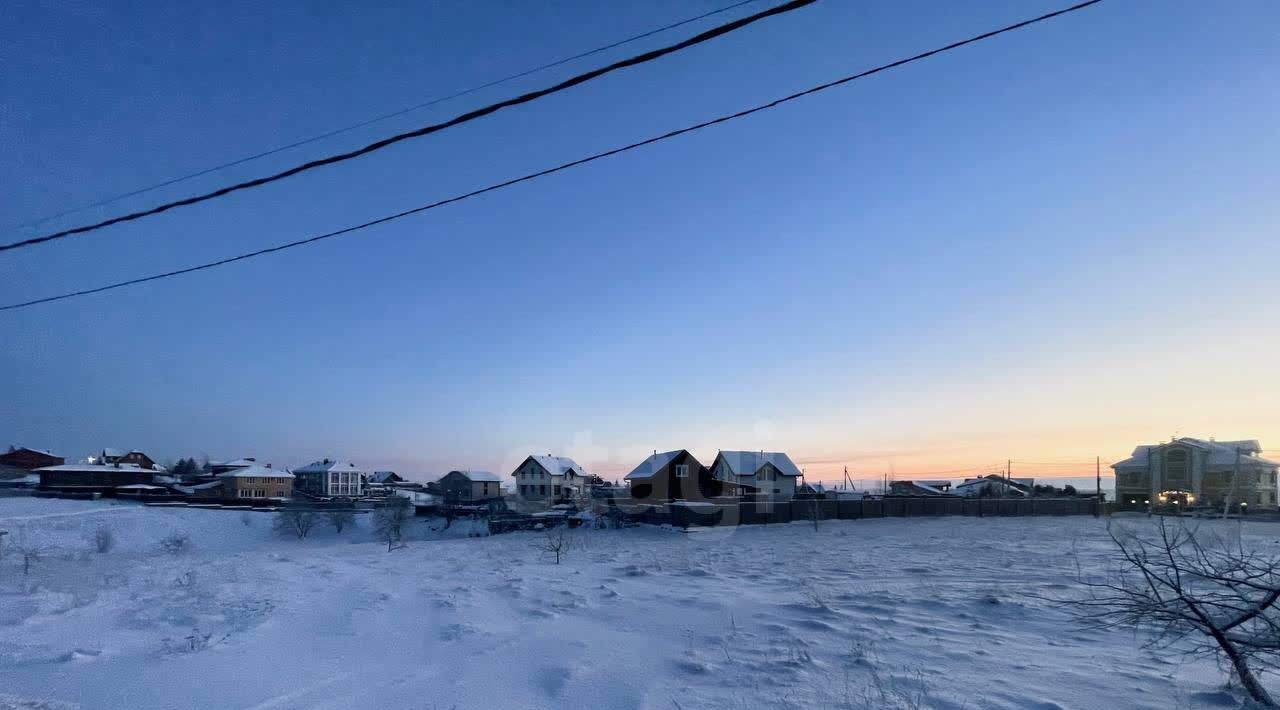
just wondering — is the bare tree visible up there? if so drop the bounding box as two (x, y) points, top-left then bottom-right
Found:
(808, 497), (822, 532)
(537, 524), (574, 564)
(1071, 519), (1280, 706)
(274, 508), (317, 539)
(326, 509), (355, 534)
(374, 496), (410, 551)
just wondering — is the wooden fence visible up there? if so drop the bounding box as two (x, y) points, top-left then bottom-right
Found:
(659, 496), (1100, 528)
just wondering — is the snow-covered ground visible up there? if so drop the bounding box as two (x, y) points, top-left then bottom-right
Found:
(0, 497), (1270, 709)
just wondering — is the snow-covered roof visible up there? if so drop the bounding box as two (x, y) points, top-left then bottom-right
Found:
(450, 470), (501, 483)
(117, 484), (166, 490)
(294, 459), (364, 474)
(220, 464), (295, 479)
(8, 446), (59, 457)
(36, 463), (154, 473)
(955, 475), (1030, 492)
(175, 481), (223, 493)
(101, 448), (124, 457)
(522, 455), (588, 478)
(213, 458), (256, 468)
(405, 490), (439, 505)
(1112, 438), (1277, 470)
(370, 471), (401, 483)
(715, 451), (802, 478)
(625, 450), (683, 480)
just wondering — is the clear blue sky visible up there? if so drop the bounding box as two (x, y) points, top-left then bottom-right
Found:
(2, 0), (1278, 482)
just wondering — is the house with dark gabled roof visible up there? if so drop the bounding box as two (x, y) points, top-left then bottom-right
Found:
(0, 446), (64, 471)
(512, 455), (590, 504)
(624, 450), (729, 503)
(709, 451), (803, 501)
(96, 448), (158, 470)
(438, 470), (503, 503)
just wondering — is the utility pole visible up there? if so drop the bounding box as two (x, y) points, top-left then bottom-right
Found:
(1095, 456), (1102, 518)
(1223, 447), (1242, 519)
(1006, 459), (1012, 496)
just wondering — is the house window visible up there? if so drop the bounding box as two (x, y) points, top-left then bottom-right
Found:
(554, 485), (562, 495)
(540, 485), (546, 495)
(676, 464), (689, 478)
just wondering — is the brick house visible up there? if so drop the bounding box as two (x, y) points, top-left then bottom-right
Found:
(219, 464), (294, 500)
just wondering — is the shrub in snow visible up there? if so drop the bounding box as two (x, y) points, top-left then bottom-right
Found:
(239, 512), (254, 527)
(326, 510), (355, 534)
(373, 496), (411, 551)
(158, 533), (192, 555)
(273, 508), (317, 539)
(91, 526), (114, 554)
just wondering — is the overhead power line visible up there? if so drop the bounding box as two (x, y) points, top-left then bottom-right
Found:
(0, 0), (1105, 313)
(0, 0), (816, 255)
(2, 0), (767, 235)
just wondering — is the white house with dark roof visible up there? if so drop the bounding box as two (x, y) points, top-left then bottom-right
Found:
(1112, 437), (1278, 510)
(512, 455), (590, 503)
(709, 451), (803, 501)
(293, 458), (366, 498)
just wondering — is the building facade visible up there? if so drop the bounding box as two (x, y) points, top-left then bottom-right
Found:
(512, 455), (589, 503)
(438, 470), (503, 502)
(219, 464), (294, 500)
(35, 463), (156, 491)
(293, 459), (367, 498)
(709, 451), (803, 501)
(97, 449), (158, 470)
(0, 447), (64, 471)
(1112, 438), (1278, 511)
(625, 450), (726, 503)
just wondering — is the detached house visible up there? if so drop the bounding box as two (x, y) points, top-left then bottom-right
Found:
(0, 446), (64, 471)
(709, 451), (803, 501)
(1112, 437), (1278, 511)
(35, 463), (156, 493)
(96, 448), (158, 470)
(293, 459), (366, 498)
(512, 455), (590, 503)
(220, 464), (294, 500)
(625, 450), (727, 503)
(438, 470), (504, 502)
(954, 475), (1032, 498)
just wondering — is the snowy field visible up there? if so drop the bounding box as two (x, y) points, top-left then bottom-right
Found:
(0, 497), (1272, 709)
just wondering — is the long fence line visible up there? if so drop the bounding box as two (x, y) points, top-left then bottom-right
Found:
(619, 496), (1101, 528)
